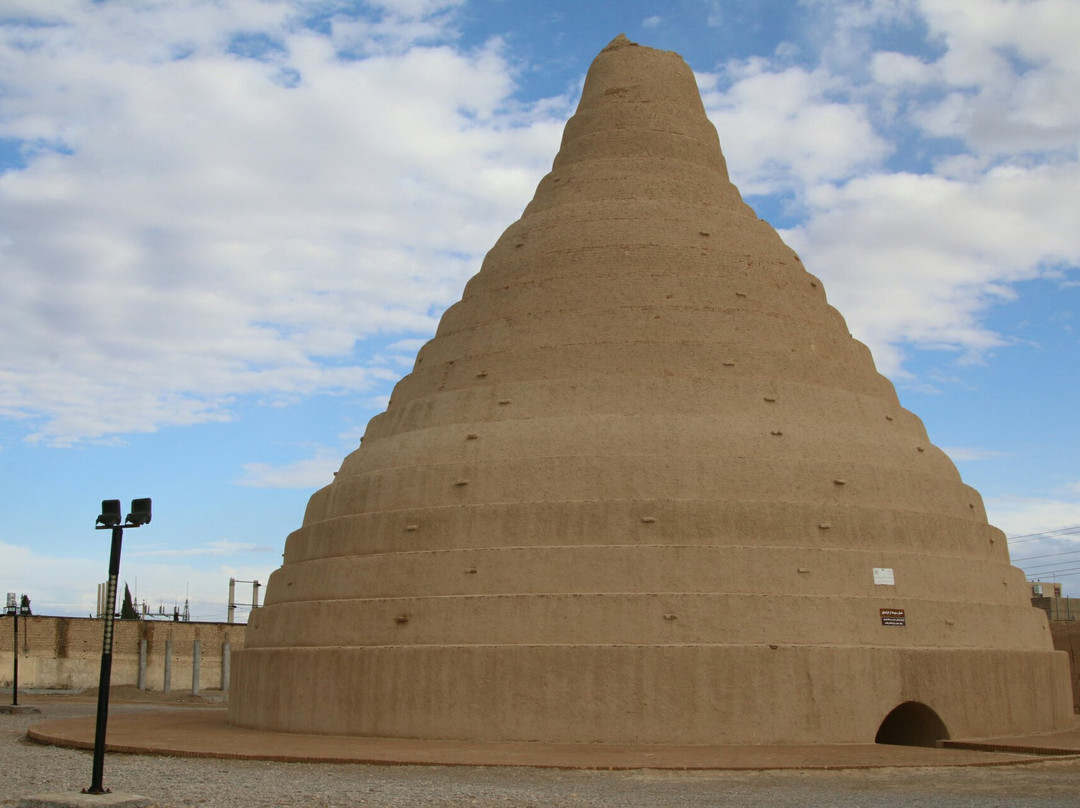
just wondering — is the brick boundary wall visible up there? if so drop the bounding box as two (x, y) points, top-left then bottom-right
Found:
(1, 615), (247, 693)
(1049, 621), (1080, 714)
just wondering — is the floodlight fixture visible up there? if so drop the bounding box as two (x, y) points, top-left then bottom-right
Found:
(96, 500), (122, 528)
(125, 498), (152, 526)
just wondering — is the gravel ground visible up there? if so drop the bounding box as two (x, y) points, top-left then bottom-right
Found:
(3, 699), (1080, 808)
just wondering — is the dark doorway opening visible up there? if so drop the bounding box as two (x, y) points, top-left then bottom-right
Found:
(875, 701), (949, 747)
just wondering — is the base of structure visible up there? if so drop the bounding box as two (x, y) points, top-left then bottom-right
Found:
(26, 708), (1080, 770)
(229, 644), (1073, 745)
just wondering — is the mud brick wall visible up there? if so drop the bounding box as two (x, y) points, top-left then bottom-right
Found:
(1, 615), (247, 691)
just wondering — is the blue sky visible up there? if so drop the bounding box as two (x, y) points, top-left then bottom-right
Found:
(1, 0), (1078, 620)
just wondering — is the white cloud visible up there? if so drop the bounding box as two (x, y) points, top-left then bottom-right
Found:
(781, 163), (1080, 373)
(987, 488), (1080, 589)
(696, 0), (1080, 376)
(386, 337), (429, 353)
(129, 540), (269, 559)
(0, 2), (569, 446)
(916, 0), (1080, 152)
(989, 497), (1080, 539)
(0, 541), (100, 617)
(237, 417), (387, 488)
(366, 0), (466, 19)
(700, 61), (890, 195)
(117, 556), (276, 623)
(0, 537), (274, 621)
(871, 51), (938, 86)
(238, 450), (341, 489)
(705, 1), (724, 27)
(940, 446), (1006, 462)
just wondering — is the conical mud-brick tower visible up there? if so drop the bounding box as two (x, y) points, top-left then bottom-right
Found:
(230, 36), (1072, 745)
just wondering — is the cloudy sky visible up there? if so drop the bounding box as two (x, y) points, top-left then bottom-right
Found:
(2, 0), (1078, 620)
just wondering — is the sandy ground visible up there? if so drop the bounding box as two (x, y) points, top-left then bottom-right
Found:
(3, 694), (1080, 807)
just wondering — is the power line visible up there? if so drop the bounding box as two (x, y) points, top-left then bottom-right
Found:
(1024, 566), (1080, 579)
(1013, 548), (1080, 563)
(1022, 560), (1080, 574)
(1007, 525), (1080, 544)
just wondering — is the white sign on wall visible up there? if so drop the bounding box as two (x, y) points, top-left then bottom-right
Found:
(873, 567), (895, 586)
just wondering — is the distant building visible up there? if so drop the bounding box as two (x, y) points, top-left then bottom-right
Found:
(1029, 581), (1063, 599)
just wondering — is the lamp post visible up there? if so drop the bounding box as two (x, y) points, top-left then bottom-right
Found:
(84, 498), (151, 796)
(4, 593), (31, 707)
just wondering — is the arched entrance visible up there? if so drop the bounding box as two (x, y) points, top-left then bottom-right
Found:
(875, 701), (949, 747)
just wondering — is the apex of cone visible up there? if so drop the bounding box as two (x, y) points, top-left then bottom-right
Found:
(603, 33), (638, 52)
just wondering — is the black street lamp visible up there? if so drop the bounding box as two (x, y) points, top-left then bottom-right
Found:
(4, 593), (31, 707)
(84, 498), (151, 796)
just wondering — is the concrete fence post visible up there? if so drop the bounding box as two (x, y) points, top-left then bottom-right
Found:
(191, 639), (201, 696)
(221, 641), (231, 692)
(138, 639), (147, 690)
(163, 639), (173, 693)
